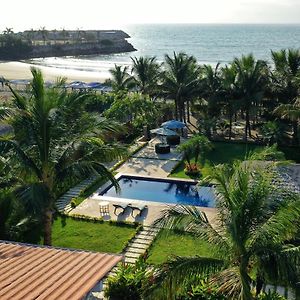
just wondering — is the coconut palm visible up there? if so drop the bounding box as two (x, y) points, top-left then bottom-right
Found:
(39, 26), (48, 45)
(220, 65), (240, 140)
(131, 56), (161, 96)
(150, 160), (300, 300)
(162, 52), (200, 122)
(271, 49), (300, 145)
(274, 98), (300, 145)
(0, 68), (126, 245)
(200, 63), (222, 118)
(109, 64), (135, 92)
(233, 55), (268, 141)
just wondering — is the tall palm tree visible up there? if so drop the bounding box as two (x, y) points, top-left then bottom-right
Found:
(131, 56), (161, 96)
(162, 52), (200, 122)
(150, 160), (300, 300)
(274, 98), (300, 144)
(271, 49), (300, 145)
(0, 68), (126, 245)
(109, 64), (135, 92)
(220, 65), (240, 140)
(233, 55), (268, 141)
(39, 26), (48, 45)
(200, 63), (222, 118)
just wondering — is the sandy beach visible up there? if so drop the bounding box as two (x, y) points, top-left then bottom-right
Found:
(0, 61), (109, 83)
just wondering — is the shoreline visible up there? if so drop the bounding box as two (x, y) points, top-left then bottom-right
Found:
(0, 61), (110, 83)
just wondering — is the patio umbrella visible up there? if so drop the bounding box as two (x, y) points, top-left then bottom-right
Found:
(161, 120), (186, 129)
(150, 127), (177, 136)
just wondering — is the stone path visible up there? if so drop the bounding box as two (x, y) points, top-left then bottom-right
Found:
(93, 225), (160, 300)
(55, 141), (147, 213)
(56, 177), (96, 213)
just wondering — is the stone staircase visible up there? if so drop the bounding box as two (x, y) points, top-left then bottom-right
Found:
(56, 176), (96, 213)
(93, 226), (160, 300)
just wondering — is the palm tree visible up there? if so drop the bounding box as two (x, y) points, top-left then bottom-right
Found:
(3, 27), (14, 35)
(131, 56), (161, 96)
(274, 98), (300, 145)
(150, 160), (300, 300)
(200, 63), (222, 118)
(0, 68), (126, 245)
(162, 52), (200, 122)
(220, 65), (240, 140)
(271, 49), (300, 145)
(39, 26), (48, 45)
(233, 55), (268, 141)
(109, 64), (135, 92)
(60, 28), (69, 44)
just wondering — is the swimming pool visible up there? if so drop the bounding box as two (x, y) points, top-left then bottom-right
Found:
(99, 175), (215, 207)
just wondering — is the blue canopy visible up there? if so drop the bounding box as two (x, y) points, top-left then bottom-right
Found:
(86, 82), (103, 89)
(150, 127), (177, 136)
(161, 120), (186, 129)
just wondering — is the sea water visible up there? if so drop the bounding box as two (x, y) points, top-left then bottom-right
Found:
(29, 24), (300, 78)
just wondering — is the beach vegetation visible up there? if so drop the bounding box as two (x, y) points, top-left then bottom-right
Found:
(162, 52), (200, 122)
(131, 56), (162, 96)
(0, 68), (126, 245)
(149, 161), (300, 299)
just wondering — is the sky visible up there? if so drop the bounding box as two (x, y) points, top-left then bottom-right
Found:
(1, 0), (300, 32)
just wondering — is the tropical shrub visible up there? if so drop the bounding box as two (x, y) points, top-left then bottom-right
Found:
(105, 93), (160, 131)
(177, 280), (226, 300)
(258, 291), (287, 300)
(177, 135), (212, 176)
(104, 259), (155, 300)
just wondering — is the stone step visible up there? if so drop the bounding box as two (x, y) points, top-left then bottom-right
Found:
(135, 233), (155, 241)
(132, 238), (152, 245)
(124, 257), (137, 264)
(125, 247), (146, 254)
(127, 242), (149, 250)
(142, 229), (158, 236)
(125, 252), (141, 259)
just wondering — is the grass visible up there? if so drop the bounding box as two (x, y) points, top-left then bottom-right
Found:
(51, 216), (137, 253)
(147, 230), (215, 265)
(170, 141), (263, 179)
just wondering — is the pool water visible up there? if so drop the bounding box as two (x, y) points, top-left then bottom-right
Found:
(100, 176), (215, 207)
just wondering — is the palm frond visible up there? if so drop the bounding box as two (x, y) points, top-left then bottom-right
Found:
(146, 256), (224, 300)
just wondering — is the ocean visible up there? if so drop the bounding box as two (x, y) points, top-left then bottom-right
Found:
(29, 24), (300, 79)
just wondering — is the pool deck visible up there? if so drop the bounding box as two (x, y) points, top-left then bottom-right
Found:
(70, 136), (217, 226)
(71, 196), (217, 226)
(71, 173), (217, 226)
(116, 137), (183, 178)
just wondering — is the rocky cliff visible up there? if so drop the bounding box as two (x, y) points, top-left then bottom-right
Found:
(0, 30), (136, 60)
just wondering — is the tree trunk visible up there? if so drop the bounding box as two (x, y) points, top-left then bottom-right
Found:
(292, 121), (299, 145)
(174, 99), (178, 120)
(187, 100), (191, 123)
(43, 208), (53, 246)
(240, 259), (253, 300)
(229, 114), (233, 140)
(245, 110), (251, 141)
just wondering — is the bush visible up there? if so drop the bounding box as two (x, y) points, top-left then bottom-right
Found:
(258, 291), (287, 300)
(177, 280), (226, 300)
(104, 259), (155, 300)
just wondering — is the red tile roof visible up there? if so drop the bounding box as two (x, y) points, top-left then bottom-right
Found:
(0, 240), (122, 300)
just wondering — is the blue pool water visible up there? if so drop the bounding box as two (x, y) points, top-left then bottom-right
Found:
(100, 176), (215, 207)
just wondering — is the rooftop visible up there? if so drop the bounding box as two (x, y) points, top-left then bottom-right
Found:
(0, 240), (122, 300)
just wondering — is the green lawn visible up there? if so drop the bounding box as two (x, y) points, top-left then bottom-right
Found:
(170, 141), (263, 179)
(147, 230), (215, 265)
(51, 216), (137, 253)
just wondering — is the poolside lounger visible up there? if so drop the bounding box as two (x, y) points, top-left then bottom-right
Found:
(113, 203), (131, 216)
(129, 204), (148, 218)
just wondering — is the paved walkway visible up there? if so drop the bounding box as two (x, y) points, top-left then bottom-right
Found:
(116, 137), (183, 177)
